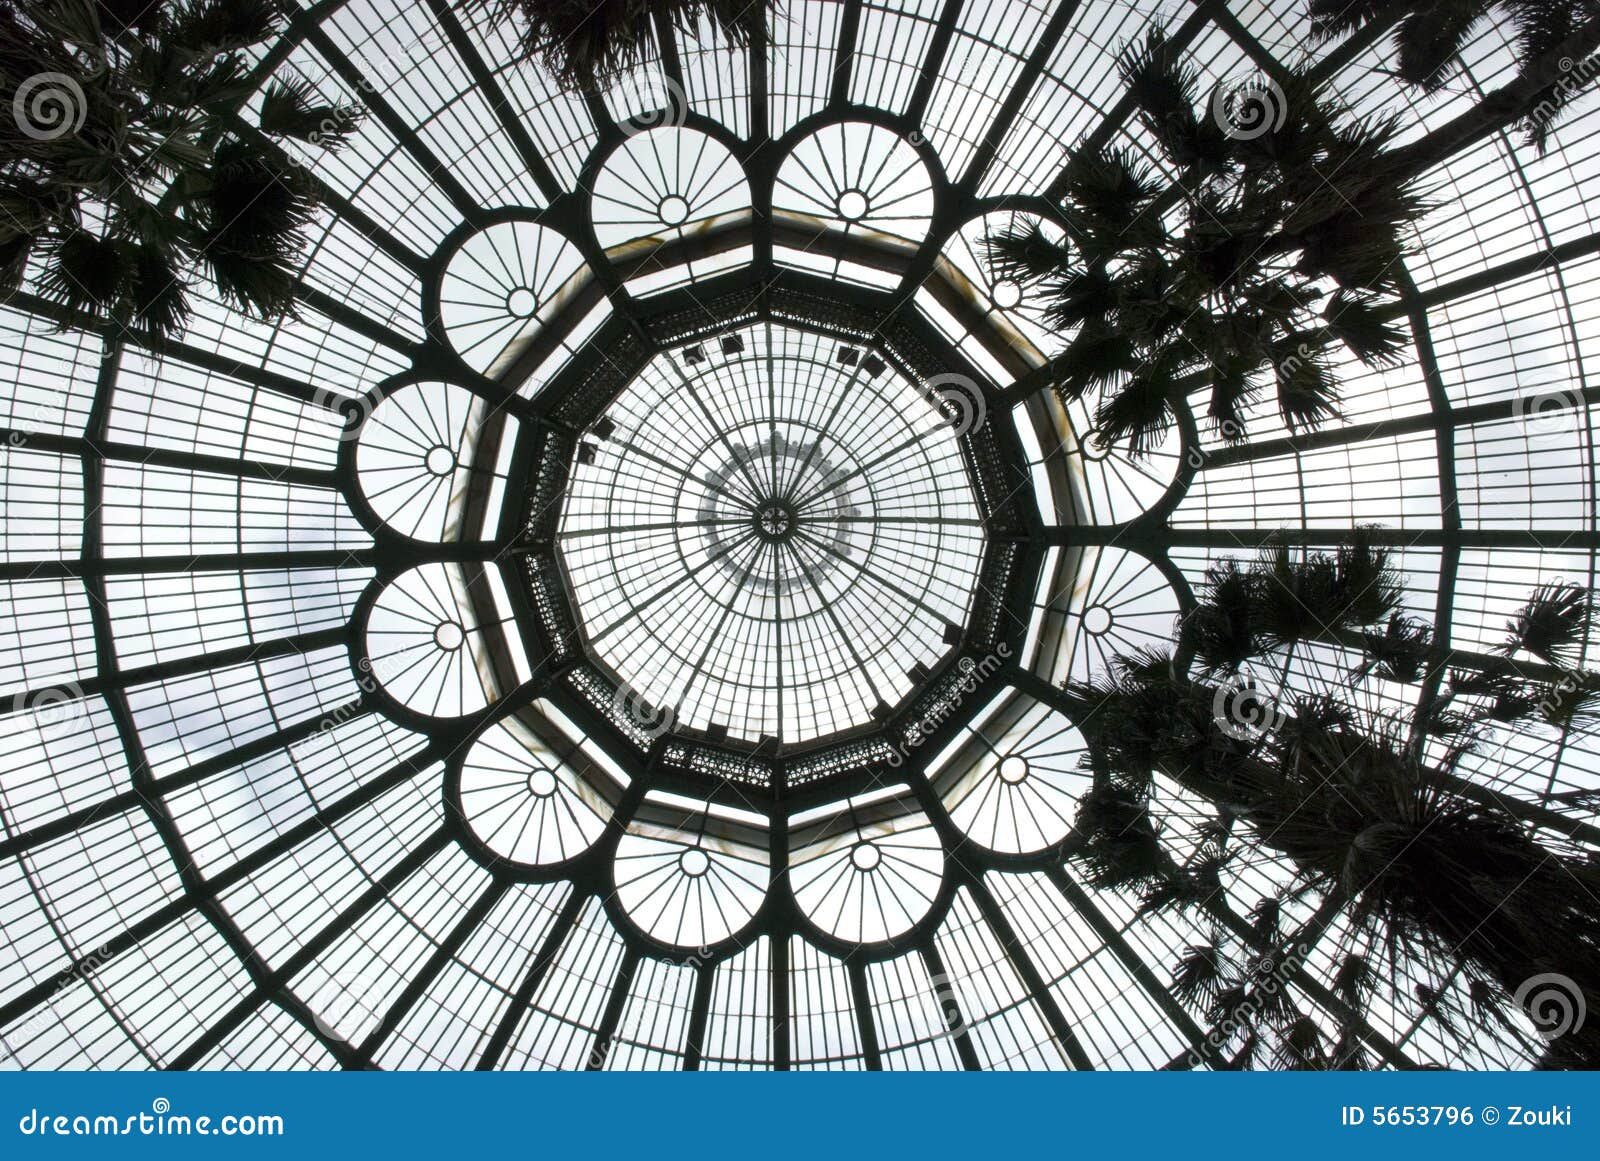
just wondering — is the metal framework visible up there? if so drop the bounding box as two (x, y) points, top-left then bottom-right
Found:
(0, 0), (1595, 1072)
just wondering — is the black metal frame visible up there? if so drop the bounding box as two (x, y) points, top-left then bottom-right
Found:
(2, 0), (1589, 1072)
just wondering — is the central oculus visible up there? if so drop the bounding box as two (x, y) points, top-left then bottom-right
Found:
(556, 322), (988, 745)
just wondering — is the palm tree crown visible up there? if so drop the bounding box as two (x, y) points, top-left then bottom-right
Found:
(986, 27), (1425, 458)
(1064, 534), (1600, 1067)
(1308, 0), (1600, 150)
(0, 0), (363, 338)
(460, 0), (769, 91)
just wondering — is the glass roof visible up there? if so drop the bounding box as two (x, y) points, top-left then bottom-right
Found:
(559, 321), (985, 744)
(1, 0), (1596, 1072)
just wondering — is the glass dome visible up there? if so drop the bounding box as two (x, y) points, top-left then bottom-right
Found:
(1, 0), (1595, 1072)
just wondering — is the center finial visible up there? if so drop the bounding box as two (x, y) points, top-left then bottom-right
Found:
(753, 499), (797, 543)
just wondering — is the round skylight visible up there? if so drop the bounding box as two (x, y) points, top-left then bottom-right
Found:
(557, 322), (986, 744)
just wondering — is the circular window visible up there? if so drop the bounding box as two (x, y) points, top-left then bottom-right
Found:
(851, 842), (883, 871)
(556, 323), (987, 744)
(836, 188), (870, 220)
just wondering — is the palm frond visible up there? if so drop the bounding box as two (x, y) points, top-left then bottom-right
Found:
(463, 0), (764, 91)
(1271, 336), (1342, 431)
(1393, 2), (1492, 91)
(1274, 1016), (1328, 1070)
(1093, 362), (1177, 459)
(1324, 291), (1409, 367)
(1500, 581), (1594, 666)
(1353, 614), (1434, 684)
(124, 240), (190, 336)
(258, 77), (365, 149)
(981, 218), (1073, 283)
(35, 227), (126, 317)
(1070, 782), (1166, 890)
(1331, 530), (1404, 626)
(1052, 324), (1137, 399)
(1037, 267), (1118, 331)
(1171, 936), (1228, 1009)
(1183, 558), (1260, 676)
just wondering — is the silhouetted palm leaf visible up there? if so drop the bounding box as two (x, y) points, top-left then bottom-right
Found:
(258, 77), (364, 149)
(1353, 615), (1435, 683)
(1324, 292), (1409, 366)
(1500, 581), (1594, 666)
(464, 0), (766, 90)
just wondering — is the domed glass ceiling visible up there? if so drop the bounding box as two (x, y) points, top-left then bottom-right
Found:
(558, 320), (986, 744)
(1, 0), (1597, 1073)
